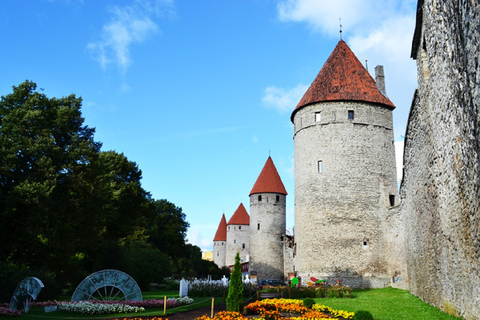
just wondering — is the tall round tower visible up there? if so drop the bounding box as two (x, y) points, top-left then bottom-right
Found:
(213, 214), (227, 268)
(225, 203), (250, 267)
(249, 156), (288, 281)
(291, 40), (398, 288)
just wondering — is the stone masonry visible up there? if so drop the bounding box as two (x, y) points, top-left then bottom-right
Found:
(400, 0), (480, 318)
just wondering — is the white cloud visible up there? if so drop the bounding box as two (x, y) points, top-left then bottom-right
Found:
(88, 0), (174, 73)
(395, 139), (404, 184)
(262, 84), (309, 113)
(187, 229), (213, 252)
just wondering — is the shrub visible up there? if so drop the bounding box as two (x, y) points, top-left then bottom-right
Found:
(352, 310), (373, 320)
(303, 297), (315, 308)
(226, 253), (243, 312)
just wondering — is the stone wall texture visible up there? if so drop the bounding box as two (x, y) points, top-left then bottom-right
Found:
(249, 193), (286, 281)
(213, 240), (226, 268)
(293, 100), (398, 288)
(226, 224), (250, 267)
(401, 0), (480, 318)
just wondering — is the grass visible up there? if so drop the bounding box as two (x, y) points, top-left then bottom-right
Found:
(11, 287), (462, 320)
(315, 287), (462, 320)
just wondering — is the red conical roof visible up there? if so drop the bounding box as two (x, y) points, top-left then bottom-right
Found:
(227, 203), (250, 225)
(250, 156), (288, 196)
(291, 40), (395, 122)
(213, 214), (227, 241)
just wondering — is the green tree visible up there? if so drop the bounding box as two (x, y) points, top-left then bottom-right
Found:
(148, 199), (189, 260)
(226, 253), (243, 312)
(0, 81), (102, 285)
(123, 242), (171, 290)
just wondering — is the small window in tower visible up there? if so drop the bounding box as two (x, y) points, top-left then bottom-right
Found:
(315, 112), (321, 122)
(332, 111), (336, 121)
(258, 195), (262, 201)
(348, 110), (354, 120)
(217, 252), (219, 257)
(234, 239), (236, 244)
(239, 226), (241, 230)
(362, 239), (369, 249)
(228, 226), (230, 230)
(242, 243), (245, 251)
(257, 223), (260, 230)
(318, 160), (323, 173)
(389, 195), (395, 206)
(276, 195), (280, 202)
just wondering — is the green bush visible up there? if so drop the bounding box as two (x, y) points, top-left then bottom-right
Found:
(226, 253), (243, 312)
(123, 242), (172, 290)
(352, 310), (374, 320)
(303, 297), (315, 308)
(0, 262), (62, 302)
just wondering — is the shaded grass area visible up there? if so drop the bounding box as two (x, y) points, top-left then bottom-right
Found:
(316, 287), (462, 320)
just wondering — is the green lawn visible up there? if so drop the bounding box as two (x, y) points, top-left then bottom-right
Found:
(315, 287), (462, 320)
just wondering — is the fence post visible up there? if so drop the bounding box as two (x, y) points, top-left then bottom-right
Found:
(211, 298), (215, 318)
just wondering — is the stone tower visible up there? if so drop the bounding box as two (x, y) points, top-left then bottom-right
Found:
(225, 203), (250, 266)
(291, 39), (398, 288)
(213, 214), (227, 268)
(249, 156), (288, 281)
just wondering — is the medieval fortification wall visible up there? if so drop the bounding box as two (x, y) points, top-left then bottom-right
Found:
(401, 1), (479, 318)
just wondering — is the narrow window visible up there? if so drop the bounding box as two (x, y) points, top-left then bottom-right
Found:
(348, 110), (354, 120)
(242, 243), (245, 251)
(318, 160), (323, 173)
(234, 239), (236, 244)
(257, 223), (260, 230)
(228, 226), (230, 230)
(217, 252), (219, 256)
(389, 195), (395, 206)
(239, 225), (242, 230)
(276, 195), (280, 202)
(315, 112), (321, 122)
(258, 195), (262, 201)
(332, 111), (336, 121)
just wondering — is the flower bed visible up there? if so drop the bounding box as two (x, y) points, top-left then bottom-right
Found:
(57, 301), (146, 315)
(195, 298), (355, 319)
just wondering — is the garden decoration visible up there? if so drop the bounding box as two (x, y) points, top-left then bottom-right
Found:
(71, 269), (142, 302)
(9, 277), (44, 313)
(291, 277), (299, 287)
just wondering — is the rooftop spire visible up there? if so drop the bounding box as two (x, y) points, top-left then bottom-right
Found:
(213, 214), (227, 241)
(339, 18), (343, 40)
(291, 40), (395, 122)
(227, 203), (250, 225)
(250, 156), (287, 196)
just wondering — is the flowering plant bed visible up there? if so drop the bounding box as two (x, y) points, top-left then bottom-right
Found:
(195, 298), (355, 319)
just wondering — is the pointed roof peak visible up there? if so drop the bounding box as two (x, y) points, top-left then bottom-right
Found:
(227, 203), (250, 225)
(291, 40), (395, 122)
(250, 156), (287, 196)
(213, 214), (227, 241)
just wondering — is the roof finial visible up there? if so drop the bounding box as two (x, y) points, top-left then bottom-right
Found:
(365, 55), (368, 72)
(339, 18), (343, 40)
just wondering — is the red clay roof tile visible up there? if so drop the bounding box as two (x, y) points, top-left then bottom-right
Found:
(250, 156), (287, 196)
(291, 40), (395, 122)
(213, 214), (227, 241)
(227, 203), (250, 225)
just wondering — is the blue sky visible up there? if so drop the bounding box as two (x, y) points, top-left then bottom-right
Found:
(1, 0), (417, 251)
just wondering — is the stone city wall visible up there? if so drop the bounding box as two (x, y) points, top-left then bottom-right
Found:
(401, 1), (480, 318)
